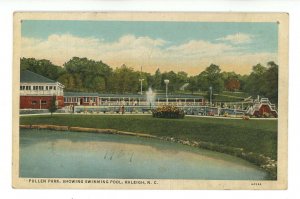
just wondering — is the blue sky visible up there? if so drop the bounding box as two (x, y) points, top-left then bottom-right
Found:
(21, 20), (278, 75)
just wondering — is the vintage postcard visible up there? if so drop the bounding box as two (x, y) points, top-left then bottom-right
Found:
(12, 12), (288, 189)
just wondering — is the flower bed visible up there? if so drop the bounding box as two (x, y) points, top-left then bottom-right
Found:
(152, 105), (185, 119)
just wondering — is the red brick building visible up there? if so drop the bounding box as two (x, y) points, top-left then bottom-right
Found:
(20, 70), (65, 109)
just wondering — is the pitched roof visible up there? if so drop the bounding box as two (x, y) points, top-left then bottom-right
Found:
(20, 70), (56, 83)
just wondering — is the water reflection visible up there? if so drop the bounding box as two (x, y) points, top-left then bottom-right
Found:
(20, 129), (267, 180)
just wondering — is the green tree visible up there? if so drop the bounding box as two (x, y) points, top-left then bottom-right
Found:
(244, 63), (267, 97)
(262, 61), (278, 103)
(153, 68), (162, 90)
(48, 95), (58, 116)
(177, 71), (188, 83)
(84, 76), (106, 92)
(160, 71), (189, 93)
(238, 74), (249, 91)
(244, 62), (278, 104)
(58, 73), (76, 91)
(111, 64), (139, 94)
(20, 57), (65, 80)
(63, 57), (112, 92)
(187, 76), (198, 94)
(198, 64), (224, 93)
(161, 71), (177, 93)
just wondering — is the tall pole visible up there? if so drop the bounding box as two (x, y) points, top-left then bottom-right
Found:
(209, 86), (212, 107)
(139, 79), (144, 95)
(164, 79), (169, 105)
(139, 66), (144, 96)
(166, 84), (168, 104)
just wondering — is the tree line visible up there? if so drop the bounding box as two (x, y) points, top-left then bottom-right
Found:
(20, 57), (278, 103)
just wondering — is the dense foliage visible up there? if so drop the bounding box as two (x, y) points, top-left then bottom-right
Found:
(20, 58), (64, 80)
(20, 57), (279, 103)
(152, 105), (185, 119)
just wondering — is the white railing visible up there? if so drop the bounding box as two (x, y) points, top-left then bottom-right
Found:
(247, 97), (277, 115)
(20, 90), (63, 96)
(260, 98), (277, 111)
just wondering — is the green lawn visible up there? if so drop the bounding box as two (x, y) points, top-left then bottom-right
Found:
(213, 91), (250, 102)
(20, 114), (277, 159)
(222, 91), (250, 98)
(172, 90), (250, 102)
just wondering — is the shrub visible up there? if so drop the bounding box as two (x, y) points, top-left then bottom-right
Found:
(152, 105), (185, 119)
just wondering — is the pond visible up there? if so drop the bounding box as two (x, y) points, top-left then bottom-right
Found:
(20, 129), (267, 180)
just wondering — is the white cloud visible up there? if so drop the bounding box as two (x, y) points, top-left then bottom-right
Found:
(217, 33), (254, 44)
(21, 33), (276, 75)
(166, 40), (235, 56)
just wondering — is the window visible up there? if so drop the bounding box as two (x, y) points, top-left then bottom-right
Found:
(39, 86), (44, 90)
(49, 86), (53, 90)
(45, 86), (49, 90)
(64, 98), (71, 103)
(26, 86), (31, 90)
(53, 86), (56, 90)
(31, 101), (37, 105)
(41, 101), (47, 105)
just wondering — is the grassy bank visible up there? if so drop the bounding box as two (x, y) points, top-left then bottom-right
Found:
(173, 90), (250, 102)
(20, 114), (278, 179)
(20, 114), (277, 158)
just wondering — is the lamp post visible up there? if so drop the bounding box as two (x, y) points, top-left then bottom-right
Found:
(164, 79), (169, 104)
(209, 86), (212, 107)
(139, 79), (144, 95)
